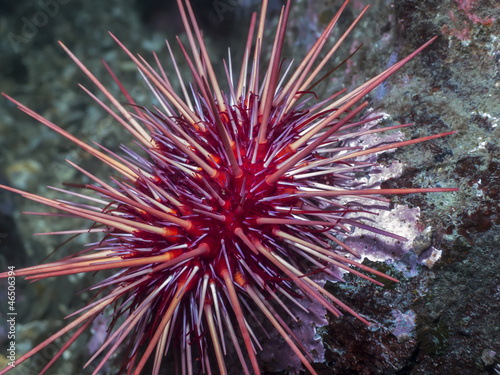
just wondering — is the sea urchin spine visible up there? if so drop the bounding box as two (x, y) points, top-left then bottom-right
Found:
(0, 0), (458, 374)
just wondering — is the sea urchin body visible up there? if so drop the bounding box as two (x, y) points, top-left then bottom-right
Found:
(0, 0), (458, 374)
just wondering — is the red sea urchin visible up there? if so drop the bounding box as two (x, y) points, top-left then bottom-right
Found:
(0, 0), (458, 374)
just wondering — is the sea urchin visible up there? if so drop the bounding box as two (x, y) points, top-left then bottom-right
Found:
(1, 0), (458, 374)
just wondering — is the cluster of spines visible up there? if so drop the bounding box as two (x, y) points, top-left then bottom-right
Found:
(0, 0), (458, 374)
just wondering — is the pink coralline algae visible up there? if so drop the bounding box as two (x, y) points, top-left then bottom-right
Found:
(391, 309), (417, 341)
(442, 0), (495, 43)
